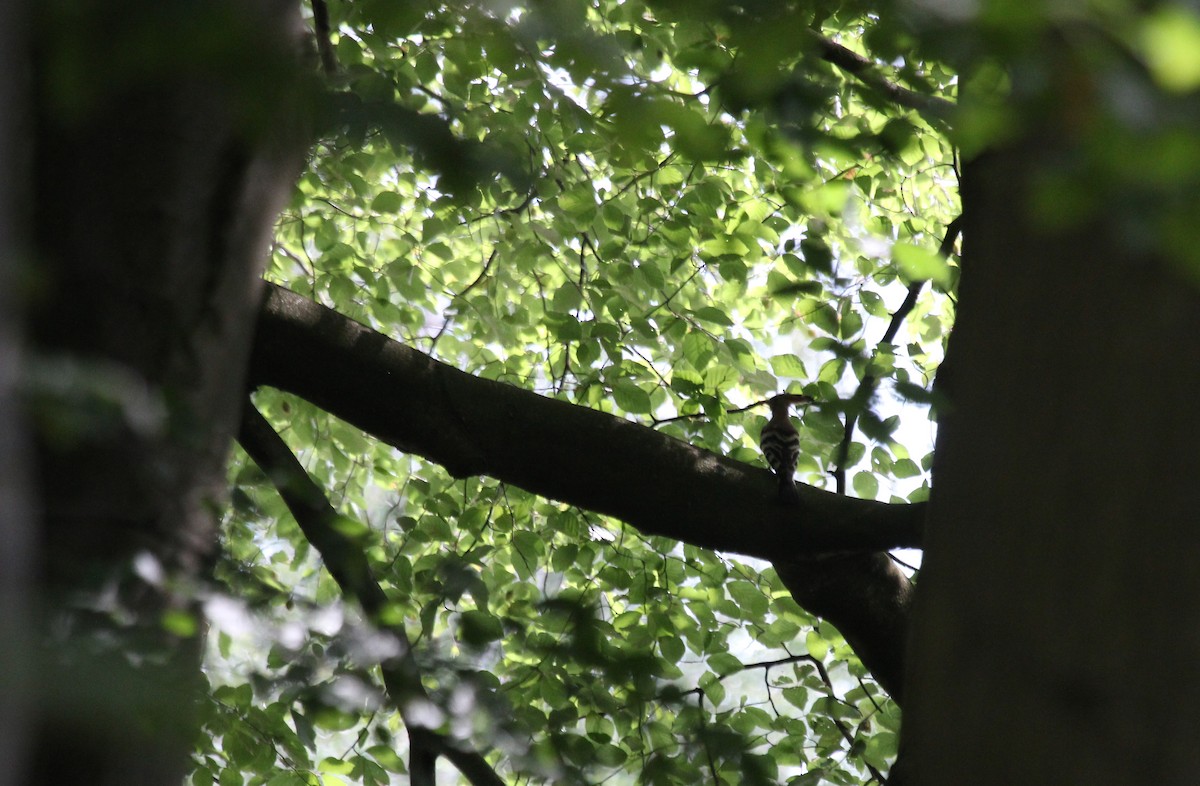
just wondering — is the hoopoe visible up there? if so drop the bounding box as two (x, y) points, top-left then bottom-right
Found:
(760, 393), (812, 504)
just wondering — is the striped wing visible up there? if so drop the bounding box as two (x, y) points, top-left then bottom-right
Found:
(760, 422), (800, 477)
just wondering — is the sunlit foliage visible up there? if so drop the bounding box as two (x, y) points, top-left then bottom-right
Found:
(202, 1), (961, 784)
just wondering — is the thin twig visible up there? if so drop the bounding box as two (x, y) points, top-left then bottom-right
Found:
(427, 248), (499, 352)
(831, 215), (963, 495)
(802, 654), (885, 783)
(649, 392), (806, 427)
(688, 650), (885, 782)
(600, 153), (678, 207)
(465, 188), (536, 225)
(857, 675), (885, 715)
(694, 689), (721, 785)
(807, 30), (955, 126)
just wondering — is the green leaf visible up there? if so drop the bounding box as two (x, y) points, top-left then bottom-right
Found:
(782, 686), (809, 710)
(805, 629), (829, 660)
(800, 237), (834, 273)
(700, 236), (750, 257)
(1141, 8), (1200, 92)
(852, 471), (879, 499)
(161, 609), (198, 637)
(612, 380), (653, 414)
(460, 609), (505, 647)
(319, 758), (354, 776)
(361, 0), (423, 38)
(863, 730), (899, 769)
(728, 581), (769, 618)
(683, 331), (716, 367)
(513, 529), (544, 560)
(894, 242), (951, 286)
(691, 306), (735, 327)
(709, 652), (743, 676)
(704, 678), (726, 707)
(769, 354), (807, 378)
(770, 278), (824, 298)
(265, 773), (309, 786)
(367, 745), (406, 774)
(370, 191), (404, 213)
(660, 635), (685, 662)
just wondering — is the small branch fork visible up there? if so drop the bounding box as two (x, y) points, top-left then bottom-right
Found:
(237, 401), (505, 786)
(831, 215), (964, 496)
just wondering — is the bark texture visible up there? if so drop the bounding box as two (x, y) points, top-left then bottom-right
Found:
(777, 553), (912, 701)
(898, 123), (1200, 783)
(0, 1), (33, 782)
(27, 2), (304, 783)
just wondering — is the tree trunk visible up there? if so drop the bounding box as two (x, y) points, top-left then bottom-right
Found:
(26, 2), (304, 783)
(898, 119), (1200, 783)
(0, 0), (34, 783)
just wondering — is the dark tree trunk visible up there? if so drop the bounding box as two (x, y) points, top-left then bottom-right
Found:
(25, 2), (304, 783)
(898, 114), (1200, 783)
(0, 1), (34, 783)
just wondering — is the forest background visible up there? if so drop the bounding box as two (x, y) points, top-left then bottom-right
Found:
(9, 1), (1200, 785)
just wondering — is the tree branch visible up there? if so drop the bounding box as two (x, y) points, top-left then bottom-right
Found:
(775, 553), (912, 702)
(807, 31), (956, 125)
(310, 0), (338, 76)
(251, 283), (924, 558)
(237, 401), (505, 786)
(249, 283), (920, 698)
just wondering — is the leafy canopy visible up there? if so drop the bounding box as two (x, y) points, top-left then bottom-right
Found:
(203, 1), (960, 784)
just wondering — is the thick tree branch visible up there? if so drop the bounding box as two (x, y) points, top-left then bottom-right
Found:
(237, 402), (505, 786)
(249, 284), (919, 699)
(775, 553), (912, 702)
(250, 284), (925, 560)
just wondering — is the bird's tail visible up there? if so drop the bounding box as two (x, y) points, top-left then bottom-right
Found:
(777, 473), (800, 506)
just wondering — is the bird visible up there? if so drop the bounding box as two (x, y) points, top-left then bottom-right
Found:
(760, 393), (812, 504)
